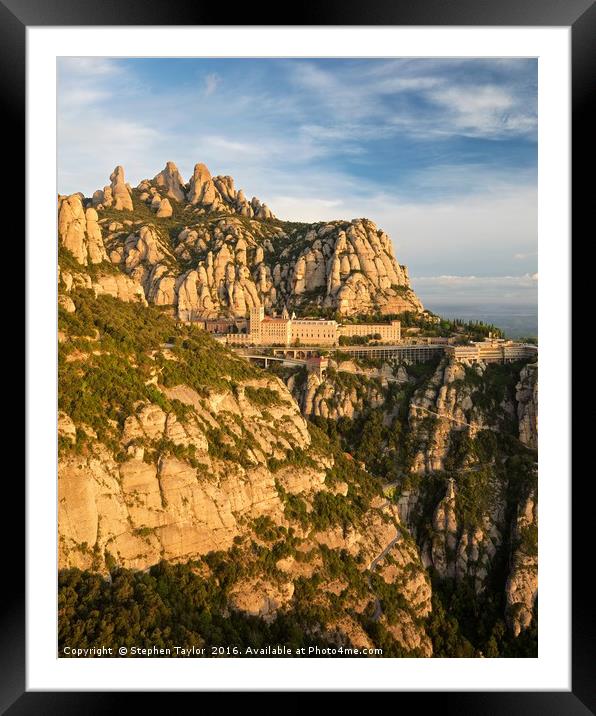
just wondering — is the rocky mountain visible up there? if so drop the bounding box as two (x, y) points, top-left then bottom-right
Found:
(58, 291), (436, 656)
(58, 161), (423, 319)
(516, 363), (538, 450)
(278, 354), (538, 647)
(57, 162), (537, 658)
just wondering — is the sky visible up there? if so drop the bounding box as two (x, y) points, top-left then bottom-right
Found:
(57, 57), (538, 317)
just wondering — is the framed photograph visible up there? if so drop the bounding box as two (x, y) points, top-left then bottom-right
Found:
(11, 0), (591, 708)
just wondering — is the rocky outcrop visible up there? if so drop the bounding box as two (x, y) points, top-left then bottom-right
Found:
(280, 351), (538, 623)
(58, 375), (321, 571)
(58, 358), (436, 654)
(78, 161), (423, 318)
(58, 294), (76, 313)
(58, 194), (108, 266)
(403, 359), (542, 596)
(179, 163), (276, 220)
(506, 491), (538, 636)
(429, 479), (459, 579)
(58, 411), (77, 443)
(152, 160), (186, 203)
(155, 197), (173, 218)
(92, 166), (133, 211)
(187, 162), (222, 210)
(321, 219), (421, 315)
(57, 160), (538, 656)
(289, 370), (386, 421)
(114, 215), (422, 320)
(228, 578), (295, 624)
(516, 363), (538, 449)
(407, 360), (490, 474)
(425, 478), (504, 593)
(59, 264), (147, 306)
(110, 165), (134, 211)
(92, 273), (148, 304)
(376, 535), (433, 618)
(57, 280), (440, 654)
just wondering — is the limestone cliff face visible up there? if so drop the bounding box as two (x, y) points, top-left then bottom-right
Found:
(59, 376), (323, 570)
(288, 368), (387, 421)
(57, 161), (538, 654)
(423, 478), (505, 595)
(505, 491), (538, 636)
(58, 289), (434, 654)
(182, 162), (274, 220)
(275, 218), (422, 317)
(516, 363), (538, 449)
(59, 264), (147, 307)
(64, 161), (423, 319)
(105, 214), (421, 319)
(407, 360), (502, 475)
(402, 359), (538, 633)
(92, 165), (134, 211)
(280, 355), (538, 634)
(58, 389), (433, 654)
(58, 194), (108, 266)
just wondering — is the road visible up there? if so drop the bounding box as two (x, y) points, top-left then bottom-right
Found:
(410, 403), (475, 428)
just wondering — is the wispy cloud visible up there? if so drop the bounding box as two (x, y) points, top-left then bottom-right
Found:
(58, 58), (164, 190)
(282, 58), (537, 142)
(203, 72), (221, 96)
(59, 57), (122, 77)
(427, 85), (536, 138)
(514, 251), (537, 260)
(57, 57), (537, 298)
(411, 273), (538, 309)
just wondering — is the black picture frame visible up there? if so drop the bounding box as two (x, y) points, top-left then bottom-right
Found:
(9, 0), (592, 710)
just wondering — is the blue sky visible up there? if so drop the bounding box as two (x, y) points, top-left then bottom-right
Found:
(57, 57), (538, 311)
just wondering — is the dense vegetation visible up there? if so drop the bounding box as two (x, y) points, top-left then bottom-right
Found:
(57, 269), (536, 658)
(58, 290), (258, 455)
(397, 311), (505, 340)
(59, 562), (339, 657)
(426, 577), (537, 658)
(290, 357), (537, 658)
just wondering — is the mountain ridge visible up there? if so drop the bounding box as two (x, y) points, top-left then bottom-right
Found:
(56, 161), (538, 658)
(58, 161), (424, 320)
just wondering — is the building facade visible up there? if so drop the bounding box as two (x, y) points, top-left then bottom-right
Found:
(338, 320), (401, 344)
(210, 306), (402, 348)
(290, 318), (338, 345)
(445, 339), (538, 364)
(261, 317), (293, 345)
(305, 355), (329, 379)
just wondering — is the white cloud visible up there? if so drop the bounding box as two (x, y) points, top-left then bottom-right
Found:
(58, 115), (161, 191)
(58, 87), (112, 108)
(432, 85), (513, 113)
(58, 59), (168, 192)
(200, 135), (261, 156)
(426, 85), (536, 138)
(412, 274), (538, 286)
(410, 273), (538, 309)
(56, 58), (537, 287)
(514, 252), (537, 260)
(204, 73), (221, 96)
(58, 57), (122, 77)
(270, 195), (344, 217)
(285, 60), (536, 142)
(262, 174), (537, 276)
